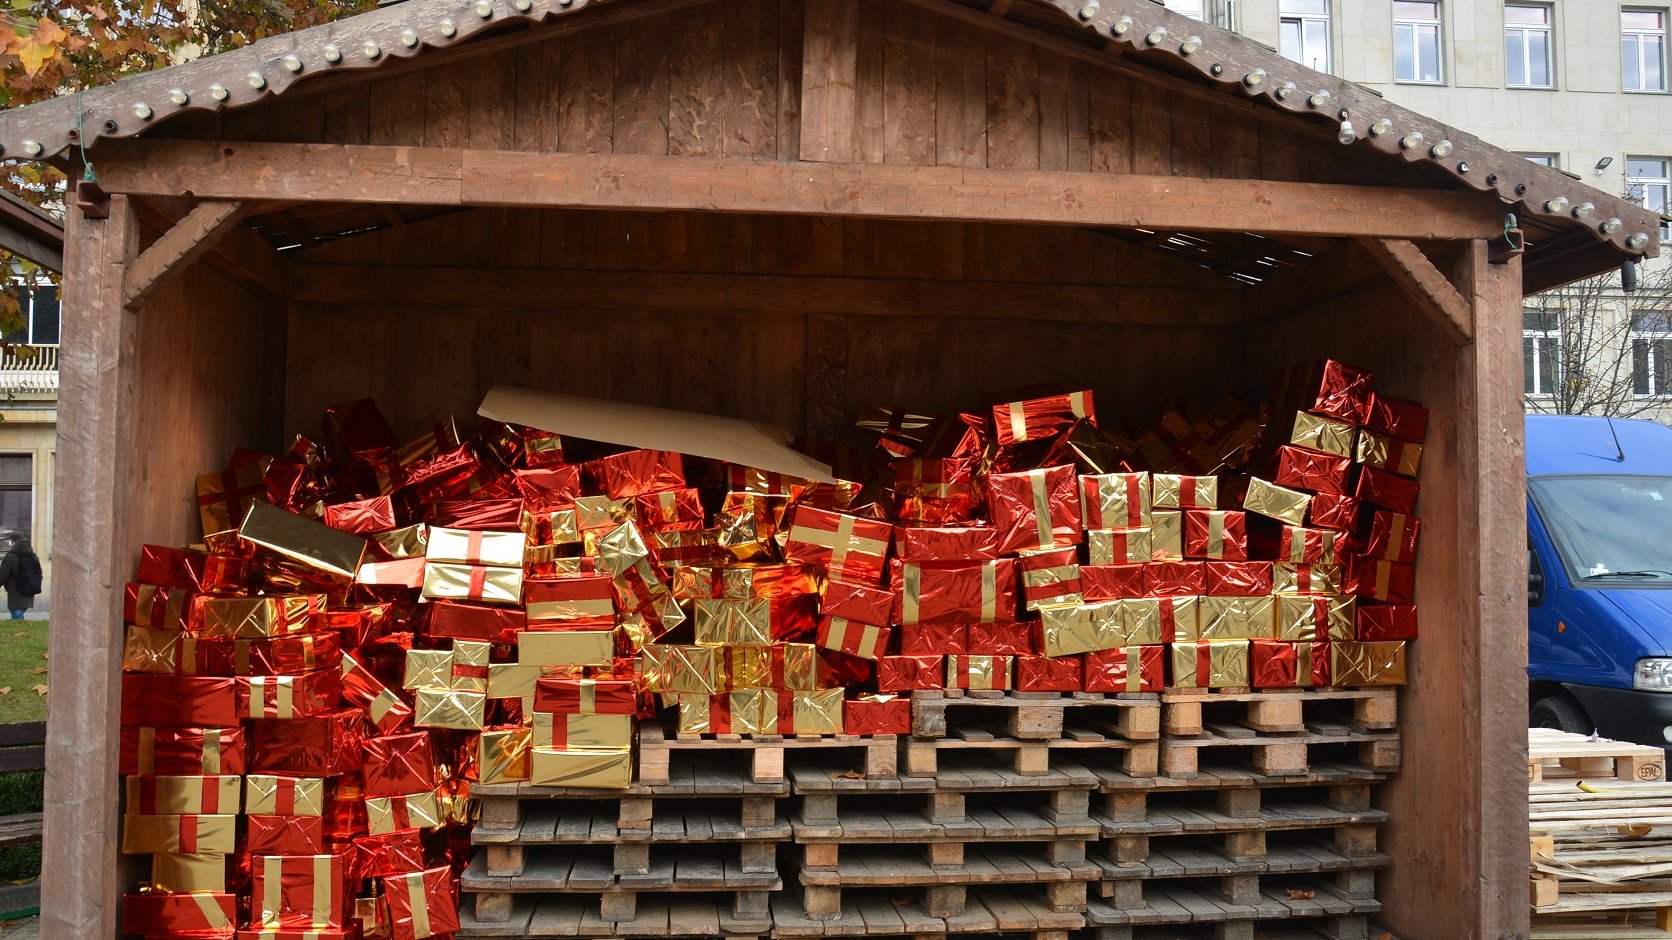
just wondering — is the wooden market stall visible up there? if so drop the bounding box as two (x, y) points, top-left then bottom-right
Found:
(0, 0), (1658, 937)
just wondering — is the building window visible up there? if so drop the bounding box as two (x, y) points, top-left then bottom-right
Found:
(1524, 308), (1562, 396)
(1633, 310), (1672, 396)
(1624, 9), (1667, 92)
(1394, 1), (1445, 83)
(1, 284), (59, 347)
(1627, 157), (1672, 239)
(1518, 152), (1559, 167)
(1505, 4), (1553, 87)
(1165, 0), (1206, 20)
(0, 457), (30, 540)
(1280, 0), (1332, 71)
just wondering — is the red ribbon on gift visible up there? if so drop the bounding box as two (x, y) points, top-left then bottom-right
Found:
(179, 815), (200, 853)
(1195, 644), (1214, 687)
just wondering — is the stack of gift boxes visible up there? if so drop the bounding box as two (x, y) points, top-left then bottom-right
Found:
(112, 361), (1419, 936)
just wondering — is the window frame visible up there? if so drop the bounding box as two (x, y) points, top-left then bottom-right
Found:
(1524, 307), (1562, 398)
(1166, 0), (1206, 21)
(1626, 156), (1672, 241)
(0, 455), (32, 544)
(1394, 1), (1447, 85)
(3, 281), (60, 348)
(1517, 152), (1560, 168)
(1504, 2), (1555, 89)
(1623, 7), (1669, 93)
(1280, 0), (1333, 72)
(1631, 310), (1672, 398)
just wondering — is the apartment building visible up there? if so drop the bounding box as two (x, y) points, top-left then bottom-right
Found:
(1164, 0), (1672, 420)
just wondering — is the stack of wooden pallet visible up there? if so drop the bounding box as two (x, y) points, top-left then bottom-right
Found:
(1529, 728), (1672, 939)
(459, 686), (1401, 940)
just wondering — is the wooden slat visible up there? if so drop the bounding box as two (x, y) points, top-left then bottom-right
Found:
(722, 0), (779, 160)
(1360, 237), (1474, 345)
(799, 0), (859, 162)
(614, 17), (671, 156)
(91, 140), (1508, 241)
(0, 722), (46, 748)
(935, 14), (987, 167)
(986, 31), (1040, 171)
(133, 198), (290, 302)
(0, 746), (45, 774)
(122, 200), (252, 310)
(668, 2), (726, 158)
(556, 27), (614, 154)
(0, 812), (43, 849)
(883, 2), (937, 167)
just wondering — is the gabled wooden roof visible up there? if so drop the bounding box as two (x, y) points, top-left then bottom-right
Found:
(0, 0), (1656, 268)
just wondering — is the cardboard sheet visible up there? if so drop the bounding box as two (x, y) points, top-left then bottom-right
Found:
(477, 387), (837, 483)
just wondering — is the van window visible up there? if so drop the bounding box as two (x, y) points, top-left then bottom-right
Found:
(1530, 475), (1672, 583)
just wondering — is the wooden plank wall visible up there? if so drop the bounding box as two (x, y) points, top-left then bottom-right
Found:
(160, 0), (1391, 187)
(285, 209), (1249, 440)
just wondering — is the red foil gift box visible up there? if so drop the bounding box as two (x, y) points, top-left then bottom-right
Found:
(991, 386), (1095, 447)
(1081, 472), (1150, 529)
(533, 677), (636, 715)
(424, 601), (524, 645)
(323, 496), (407, 536)
(817, 617), (890, 660)
(1355, 466), (1419, 515)
(514, 465), (584, 511)
(432, 498), (526, 531)
(634, 488), (705, 531)
(362, 732), (436, 799)
(1276, 526), (1340, 565)
(893, 525), (1000, 562)
(1144, 561), (1206, 597)
(894, 559), (1018, 625)
(250, 710), (364, 776)
(1203, 561), (1273, 597)
(340, 652), (414, 736)
(188, 633), (342, 678)
(844, 694), (911, 735)
(125, 583), (195, 632)
(1083, 646), (1165, 692)
(196, 459), (273, 538)
(1309, 492), (1362, 533)
(123, 891), (237, 934)
(899, 622), (967, 655)
(783, 506), (893, 584)
(590, 449), (685, 499)
(877, 655), (945, 691)
(1016, 654), (1083, 692)
(246, 671), (344, 720)
(1274, 444), (1353, 497)
(1273, 359), (1374, 424)
(248, 814), (328, 855)
(1019, 546), (1082, 610)
(525, 576), (616, 630)
(1358, 604), (1419, 640)
(1081, 564), (1147, 601)
(1250, 639), (1331, 688)
(137, 545), (214, 593)
(945, 654), (1013, 691)
(822, 578), (895, 627)
(382, 865), (459, 940)
(1183, 511), (1248, 561)
(1364, 511), (1421, 564)
(121, 727), (246, 776)
(353, 829), (426, 879)
(988, 465), (1083, 555)
(251, 850), (351, 930)
(121, 675), (247, 727)
(1346, 558), (1416, 604)
(967, 622), (1035, 656)
(1365, 392), (1429, 443)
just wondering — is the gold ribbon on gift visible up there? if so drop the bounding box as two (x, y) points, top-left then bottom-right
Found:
(901, 565), (921, 625)
(1206, 512), (1225, 560)
(789, 512), (887, 576)
(259, 857), (283, 928)
(314, 855), (334, 930)
(980, 562), (998, 622)
(249, 676), (296, 719)
(1027, 470), (1054, 549)
(1386, 513), (1410, 561)
(193, 894), (231, 929)
(1124, 647), (1144, 692)
(1295, 642), (1314, 687)
(403, 871), (431, 939)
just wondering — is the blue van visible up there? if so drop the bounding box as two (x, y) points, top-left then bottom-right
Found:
(1528, 414), (1672, 745)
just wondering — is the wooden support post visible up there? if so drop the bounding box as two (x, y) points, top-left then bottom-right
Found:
(41, 194), (139, 940)
(1360, 237), (1474, 345)
(122, 200), (251, 310)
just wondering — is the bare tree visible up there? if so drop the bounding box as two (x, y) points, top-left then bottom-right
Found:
(1525, 260), (1672, 419)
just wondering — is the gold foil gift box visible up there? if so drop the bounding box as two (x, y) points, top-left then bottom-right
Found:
(239, 502), (368, 582)
(1148, 510), (1184, 561)
(529, 748), (632, 789)
(123, 775), (243, 816)
(477, 726), (532, 785)
(420, 562), (523, 606)
(639, 644), (726, 695)
(1087, 528), (1152, 566)
(1194, 596), (1277, 640)
(694, 597), (773, 647)
(1356, 429), (1424, 477)
(1276, 594), (1357, 641)
(150, 852), (228, 893)
(413, 688), (486, 731)
(1273, 562), (1343, 596)
(1331, 641), (1408, 687)
(532, 712), (634, 751)
(365, 791), (443, 835)
(1243, 478), (1311, 527)
(1290, 411), (1356, 459)
(1036, 601), (1125, 657)
(121, 814), (238, 854)
(193, 594), (326, 639)
(245, 775), (326, 816)
(123, 626), (184, 674)
(1151, 474), (1217, 510)
(426, 526), (527, 568)
(402, 641), (492, 693)
(1169, 640), (1251, 689)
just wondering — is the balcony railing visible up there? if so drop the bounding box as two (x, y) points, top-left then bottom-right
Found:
(0, 345), (58, 397)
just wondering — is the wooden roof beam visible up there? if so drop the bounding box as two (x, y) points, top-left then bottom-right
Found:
(88, 139), (1510, 242)
(133, 197), (291, 302)
(1359, 237), (1473, 346)
(123, 200), (254, 310)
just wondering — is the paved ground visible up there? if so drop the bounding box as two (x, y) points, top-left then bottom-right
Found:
(0, 916), (37, 939)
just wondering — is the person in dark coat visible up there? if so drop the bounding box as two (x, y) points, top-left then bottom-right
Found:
(0, 534), (42, 619)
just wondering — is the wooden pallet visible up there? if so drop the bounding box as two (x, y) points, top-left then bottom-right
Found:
(1162, 689), (1398, 737)
(767, 885), (1086, 937)
(456, 895), (768, 937)
(1093, 837), (1387, 908)
(462, 847), (780, 922)
(911, 693), (1160, 742)
(475, 801), (791, 878)
(901, 733), (1159, 778)
(1529, 728), (1668, 784)
(791, 803), (1099, 868)
(474, 765), (786, 837)
(790, 767), (1099, 828)
(640, 723), (897, 784)
(1531, 777), (1672, 929)
(1098, 786), (1388, 869)
(1157, 721), (1400, 778)
(1083, 883), (1382, 940)
(793, 850), (1097, 918)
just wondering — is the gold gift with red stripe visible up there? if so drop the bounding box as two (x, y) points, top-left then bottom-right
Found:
(123, 775), (242, 815)
(365, 792), (443, 835)
(246, 775), (327, 816)
(1169, 640), (1250, 689)
(402, 641), (492, 693)
(532, 711), (633, 751)
(121, 814), (238, 853)
(1276, 595), (1357, 641)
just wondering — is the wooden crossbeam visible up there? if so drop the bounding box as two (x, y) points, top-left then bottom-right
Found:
(122, 200), (252, 310)
(1360, 237), (1474, 345)
(132, 197), (290, 302)
(88, 140), (1508, 242)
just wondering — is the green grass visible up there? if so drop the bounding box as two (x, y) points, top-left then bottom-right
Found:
(0, 618), (47, 725)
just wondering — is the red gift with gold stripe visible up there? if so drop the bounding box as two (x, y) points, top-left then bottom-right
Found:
(894, 558), (1018, 625)
(525, 576), (616, 630)
(189, 632), (342, 677)
(1272, 359), (1374, 425)
(1015, 655), (1083, 692)
(816, 616), (890, 661)
(120, 726), (245, 777)
(246, 671), (343, 720)
(1345, 557), (1416, 604)
(1364, 510), (1421, 564)
(1251, 639), (1332, 688)
(1364, 391), (1429, 443)
(251, 850), (350, 930)
(122, 891), (238, 936)
(125, 582), (195, 631)
(991, 386), (1095, 447)
(822, 578), (894, 627)
(783, 506), (893, 584)
(533, 677), (636, 715)
(1183, 510), (1248, 561)
(121, 675), (247, 727)
(988, 465), (1083, 555)
(339, 652), (414, 736)
(1080, 564), (1146, 602)
(1083, 646), (1165, 692)
(382, 865), (459, 940)
(633, 487), (705, 532)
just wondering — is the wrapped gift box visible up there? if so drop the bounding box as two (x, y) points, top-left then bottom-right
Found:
(1243, 478), (1310, 527)
(1277, 526), (1339, 565)
(844, 694), (911, 734)
(382, 866), (460, 940)
(1204, 561), (1273, 596)
(1355, 466), (1420, 515)
(246, 775), (326, 816)
(1331, 641), (1408, 686)
(817, 617), (890, 661)
(967, 621), (1035, 656)
(1289, 411), (1356, 459)
(1251, 639), (1331, 688)
(1015, 654), (1084, 692)
(1358, 604), (1419, 641)
(525, 576), (616, 629)
(532, 677), (635, 716)
(1273, 562), (1342, 596)
(1080, 564), (1146, 601)
(1081, 472), (1151, 530)
(1087, 528), (1151, 566)
(987, 465), (1083, 554)
(894, 559), (1017, 625)
(362, 732), (435, 800)
(1152, 474), (1217, 511)
(1084, 646), (1165, 693)
(782, 506), (892, 584)
(1169, 640), (1251, 689)
(121, 727), (246, 777)
(1356, 428), (1424, 477)
(1183, 511), (1248, 561)
(250, 850), (350, 930)
(532, 712), (634, 751)
(1364, 511), (1421, 564)
(821, 578), (895, 626)
(120, 814), (238, 854)
(530, 747), (632, 788)
(991, 386), (1095, 446)
(1275, 595), (1357, 642)
(1018, 545), (1083, 610)
(122, 890), (237, 935)
(877, 655), (945, 692)
(1194, 596), (1276, 640)
(945, 655), (1013, 691)
(1274, 444), (1353, 496)
(124, 775), (242, 816)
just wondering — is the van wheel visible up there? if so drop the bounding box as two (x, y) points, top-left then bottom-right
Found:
(1531, 694), (1591, 734)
